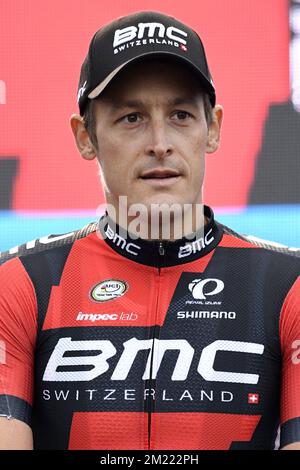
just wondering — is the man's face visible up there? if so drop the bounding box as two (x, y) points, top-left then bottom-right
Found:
(73, 59), (222, 216)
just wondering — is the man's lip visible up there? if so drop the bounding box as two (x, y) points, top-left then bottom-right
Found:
(140, 169), (181, 179)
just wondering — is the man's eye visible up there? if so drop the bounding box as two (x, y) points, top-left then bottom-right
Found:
(122, 113), (141, 123)
(173, 111), (191, 120)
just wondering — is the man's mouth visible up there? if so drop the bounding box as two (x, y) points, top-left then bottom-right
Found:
(140, 168), (181, 185)
(140, 168), (181, 180)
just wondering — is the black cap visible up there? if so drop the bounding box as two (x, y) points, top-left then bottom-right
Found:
(77, 11), (216, 115)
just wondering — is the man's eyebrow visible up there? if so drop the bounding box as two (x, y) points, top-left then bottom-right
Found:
(108, 96), (200, 110)
(170, 97), (200, 107)
(109, 99), (145, 110)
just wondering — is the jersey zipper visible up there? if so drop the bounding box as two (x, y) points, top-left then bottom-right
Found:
(147, 241), (166, 449)
(158, 241), (165, 259)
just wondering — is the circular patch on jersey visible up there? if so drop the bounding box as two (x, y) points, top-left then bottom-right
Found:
(90, 280), (128, 302)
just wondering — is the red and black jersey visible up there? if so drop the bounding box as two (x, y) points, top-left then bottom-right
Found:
(1, 206), (300, 450)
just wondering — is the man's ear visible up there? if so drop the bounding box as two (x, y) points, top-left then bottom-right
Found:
(206, 105), (223, 154)
(70, 114), (97, 160)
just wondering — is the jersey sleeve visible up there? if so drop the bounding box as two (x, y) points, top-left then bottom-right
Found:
(279, 275), (300, 448)
(0, 257), (37, 425)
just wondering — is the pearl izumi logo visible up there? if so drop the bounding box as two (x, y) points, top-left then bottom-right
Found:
(189, 278), (224, 300)
(113, 22), (188, 54)
(90, 280), (128, 302)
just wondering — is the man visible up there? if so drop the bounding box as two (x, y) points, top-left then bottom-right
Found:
(0, 10), (300, 450)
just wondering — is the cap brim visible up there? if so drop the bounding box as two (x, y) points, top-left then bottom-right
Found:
(88, 51), (216, 106)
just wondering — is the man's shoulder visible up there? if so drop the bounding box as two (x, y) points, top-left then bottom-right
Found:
(218, 222), (300, 259)
(0, 221), (98, 267)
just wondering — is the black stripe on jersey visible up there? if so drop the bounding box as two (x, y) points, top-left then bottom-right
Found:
(0, 222), (97, 265)
(20, 244), (74, 331)
(220, 222), (300, 257)
(230, 417), (280, 450)
(280, 417), (300, 448)
(0, 394), (32, 425)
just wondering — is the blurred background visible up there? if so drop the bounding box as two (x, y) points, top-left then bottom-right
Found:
(1, 0), (299, 252)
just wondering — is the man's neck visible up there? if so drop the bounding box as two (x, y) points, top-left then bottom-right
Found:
(106, 203), (208, 241)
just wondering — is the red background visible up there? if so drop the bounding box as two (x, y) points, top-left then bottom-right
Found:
(0, 0), (289, 209)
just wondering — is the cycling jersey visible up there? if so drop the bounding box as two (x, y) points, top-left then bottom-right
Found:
(1, 205), (300, 450)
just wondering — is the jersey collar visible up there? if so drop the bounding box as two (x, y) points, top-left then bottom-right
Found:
(98, 205), (223, 267)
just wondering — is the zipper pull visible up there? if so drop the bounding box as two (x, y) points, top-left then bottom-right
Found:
(158, 241), (165, 256)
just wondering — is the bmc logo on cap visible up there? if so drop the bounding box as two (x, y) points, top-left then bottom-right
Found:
(113, 22), (188, 48)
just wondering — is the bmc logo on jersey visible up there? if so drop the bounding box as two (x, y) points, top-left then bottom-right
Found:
(178, 229), (215, 258)
(113, 22), (188, 48)
(189, 278), (224, 300)
(43, 337), (264, 385)
(104, 224), (140, 256)
(90, 280), (128, 302)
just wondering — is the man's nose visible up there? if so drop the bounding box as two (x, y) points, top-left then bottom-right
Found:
(145, 120), (173, 159)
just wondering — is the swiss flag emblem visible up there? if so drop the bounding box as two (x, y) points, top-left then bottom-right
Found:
(180, 44), (187, 52)
(248, 393), (259, 404)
